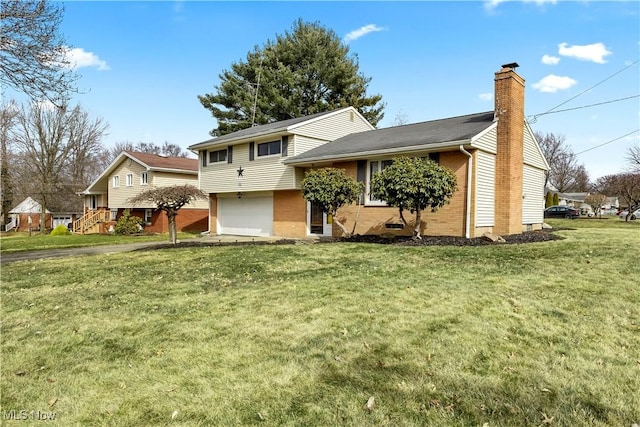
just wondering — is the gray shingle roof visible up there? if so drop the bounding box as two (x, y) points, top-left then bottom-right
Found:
(286, 111), (495, 164)
(189, 109), (344, 150)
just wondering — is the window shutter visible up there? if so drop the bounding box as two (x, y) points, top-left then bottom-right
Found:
(249, 142), (255, 161)
(201, 151), (207, 167)
(227, 146), (233, 164)
(281, 136), (289, 157)
(357, 160), (367, 205)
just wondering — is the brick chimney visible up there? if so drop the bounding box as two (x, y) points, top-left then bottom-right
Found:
(494, 63), (525, 235)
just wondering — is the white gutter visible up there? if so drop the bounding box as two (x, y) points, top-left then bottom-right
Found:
(459, 145), (473, 239)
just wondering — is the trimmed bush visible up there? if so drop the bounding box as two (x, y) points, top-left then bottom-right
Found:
(50, 224), (71, 236)
(113, 209), (144, 235)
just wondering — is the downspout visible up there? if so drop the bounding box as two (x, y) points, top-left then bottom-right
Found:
(459, 145), (473, 239)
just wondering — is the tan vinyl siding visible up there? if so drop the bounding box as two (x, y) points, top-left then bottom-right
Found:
(471, 124), (497, 153)
(200, 142), (296, 193)
(293, 108), (372, 141)
(522, 165), (545, 224)
(523, 125), (548, 169)
(475, 150), (495, 227)
(109, 162), (154, 208)
(293, 135), (333, 156)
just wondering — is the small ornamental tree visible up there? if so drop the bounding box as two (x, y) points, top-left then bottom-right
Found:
(552, 192), (560, 206)
(301, 168), (363, 237)
(114, 209), (144, 235)
(370, 157), (458, 239)
(128, 184), (205, 244)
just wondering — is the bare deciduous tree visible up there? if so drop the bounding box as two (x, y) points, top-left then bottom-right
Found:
(584, 193), (607, 219)
(0, 0), (79, 105)
(104, 141), (189, 164)
(536, 131), (588, 192)
(1, 100), (19, 227)
(626, 145), (640, 173)
(11, 102), (108, 228)
(593, 173), (640, 221)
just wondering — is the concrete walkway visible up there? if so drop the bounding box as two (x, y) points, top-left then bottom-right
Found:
(0, 235), (292, 265)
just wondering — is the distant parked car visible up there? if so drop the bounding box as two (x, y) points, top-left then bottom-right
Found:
(544, 205), (580, 219)
(618, 207), (640, 220)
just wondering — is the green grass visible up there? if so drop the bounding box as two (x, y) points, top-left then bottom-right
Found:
(1, 220), (639, 426)
(0, 232), (198, 254)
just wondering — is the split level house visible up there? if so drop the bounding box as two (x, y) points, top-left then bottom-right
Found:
(189, 63), (549, 239)
(76, 151), (208, 234)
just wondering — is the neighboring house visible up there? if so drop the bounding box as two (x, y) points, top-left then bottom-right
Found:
(559, 193), (619, 216)
(7, 197), (80, 232)
(189, 63), (549, 238)
(76, 151), (208, 234)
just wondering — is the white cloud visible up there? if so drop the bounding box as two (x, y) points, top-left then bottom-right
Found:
(485, 0), (556, 11)
(532, 74), (577, 93)
(558, 42), (612, 64)
(65, 47), (110, 71)
(541, 54), (560, 65)
(478, 93), (493, 101)
(343, 24), (385, 43)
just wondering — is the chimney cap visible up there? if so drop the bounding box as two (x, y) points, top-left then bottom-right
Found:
(501, 62), (520, 70)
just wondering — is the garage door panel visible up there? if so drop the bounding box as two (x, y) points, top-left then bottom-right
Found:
(218, 197), (273, 236)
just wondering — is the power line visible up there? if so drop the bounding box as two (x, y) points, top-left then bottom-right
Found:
(574, 129), (640, 156)
(531, 94), (639, 117)
(529, 58), (640, 123)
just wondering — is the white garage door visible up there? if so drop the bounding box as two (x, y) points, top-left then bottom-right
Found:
(218, 196), (273, 237)
(53, 216), (72, 228)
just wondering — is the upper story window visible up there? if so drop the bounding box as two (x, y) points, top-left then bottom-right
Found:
(209, 149), (227, 163)
(126, 173), (133, 187)
(112, 175), (120, 188)
(140, 171), (148, 185)
(257, 140), (281, 157)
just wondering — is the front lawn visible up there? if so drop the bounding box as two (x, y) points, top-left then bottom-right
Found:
(0, 232), (198, 254)
(1, 222), (638, 426)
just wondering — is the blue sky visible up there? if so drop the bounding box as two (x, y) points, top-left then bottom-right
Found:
(31, 1), (640, 179)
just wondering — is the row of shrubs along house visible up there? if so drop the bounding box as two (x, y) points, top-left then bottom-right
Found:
(69, 63), (548, 238)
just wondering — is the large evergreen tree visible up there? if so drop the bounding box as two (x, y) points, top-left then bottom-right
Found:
(198, 19), (385, 136)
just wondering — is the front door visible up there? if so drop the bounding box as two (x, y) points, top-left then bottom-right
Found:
(308, 201), (332, 236)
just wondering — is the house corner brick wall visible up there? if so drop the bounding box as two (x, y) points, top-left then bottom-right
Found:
(273, 190), (307, 238)
(494, 65), (525, 235)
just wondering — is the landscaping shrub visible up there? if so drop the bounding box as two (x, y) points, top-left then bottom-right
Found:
(113, 209), (144, 235)
(49, 224), (71, 236)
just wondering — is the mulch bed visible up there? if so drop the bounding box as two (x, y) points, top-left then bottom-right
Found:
(142, 229), (564, 251)
(337, 229), (564, 246)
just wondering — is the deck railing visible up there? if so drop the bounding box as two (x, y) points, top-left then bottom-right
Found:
(73, 210), (110, 234)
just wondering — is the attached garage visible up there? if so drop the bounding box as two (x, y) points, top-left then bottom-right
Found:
(53, 215), (73, 229)
(217, 193), (273, 236)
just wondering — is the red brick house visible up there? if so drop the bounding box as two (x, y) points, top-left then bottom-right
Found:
(189, 63), (549, 238)
(76, 151), (208, 234)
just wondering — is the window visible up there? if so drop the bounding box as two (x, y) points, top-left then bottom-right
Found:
(112, 175), (120, 187)
(201, 151), (207, 167)
(126, 173), (133, 186)
(367, 159), (393, 205)
(257, 140), (281, 157)
(110, 208), (118, 221)
(209, 149), (227, 163)
(144, 209), (153, 224)
(140, 171), (148, 185)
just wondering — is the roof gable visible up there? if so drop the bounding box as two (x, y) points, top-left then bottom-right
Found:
(286, 111), (495, 164)
(9, 197), (49, 214)
(81, 151), (198, 194)
(188, 107), (364, 150)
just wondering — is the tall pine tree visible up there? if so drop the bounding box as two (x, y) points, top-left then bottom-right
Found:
(198, 19), (385, 136)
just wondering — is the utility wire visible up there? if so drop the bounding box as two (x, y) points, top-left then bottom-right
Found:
(574, 129), (640, 156)
(529, 58), (640, 123)
(532, 95), (639, 116)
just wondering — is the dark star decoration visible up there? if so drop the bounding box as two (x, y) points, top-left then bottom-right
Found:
(237, 166), (244, 177)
